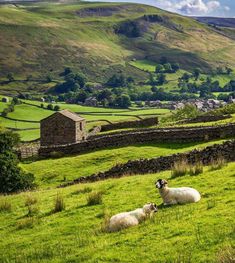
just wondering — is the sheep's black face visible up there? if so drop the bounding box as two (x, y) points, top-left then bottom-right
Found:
(155, 179), (167, 189)
(152, 203), (158, 212)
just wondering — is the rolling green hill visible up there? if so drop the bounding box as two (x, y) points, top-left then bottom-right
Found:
(0, 1), (235, 89)
(1, 160), (234, 262)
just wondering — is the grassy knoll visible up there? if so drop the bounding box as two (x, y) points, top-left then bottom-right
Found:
(0, 162), (234, 262)
(22, 139), (227, 189)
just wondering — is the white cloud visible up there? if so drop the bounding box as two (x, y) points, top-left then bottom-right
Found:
(154, 0), (223, 15)
(224, 6), (230, 11)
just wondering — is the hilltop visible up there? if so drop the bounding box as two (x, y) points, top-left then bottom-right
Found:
(0, 1), (235, 87)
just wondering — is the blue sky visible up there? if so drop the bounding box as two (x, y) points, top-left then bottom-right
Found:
(88, 0), (235, 17)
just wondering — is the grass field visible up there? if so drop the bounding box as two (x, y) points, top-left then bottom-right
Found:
(0, 99), (170, 141)
(130, 59), (235, 92)
(22, 139), (227, 189)
(0, 160), (234, 262)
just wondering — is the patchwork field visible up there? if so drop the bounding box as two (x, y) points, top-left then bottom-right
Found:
(0, 99), (171, 141)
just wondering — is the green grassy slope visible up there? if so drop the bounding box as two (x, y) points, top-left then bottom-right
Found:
(22, 139), (227, 188)
(0, 1), (235, 86)
(1, 162), (234, 262)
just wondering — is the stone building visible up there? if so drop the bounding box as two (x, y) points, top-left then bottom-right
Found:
(40, 109), (86, 146)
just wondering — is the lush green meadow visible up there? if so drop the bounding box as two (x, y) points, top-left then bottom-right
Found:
(0, 161), (234, 262)
(0, 99), (170, 141)
(21, 139), (227, 189)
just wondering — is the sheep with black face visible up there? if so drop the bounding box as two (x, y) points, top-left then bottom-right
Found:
(108, 203), (158, 232)
(156, 179), (201, 205)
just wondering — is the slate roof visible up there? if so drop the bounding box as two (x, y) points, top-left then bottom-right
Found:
(59, 109), (84, 122)
(41, 109), (84, 122)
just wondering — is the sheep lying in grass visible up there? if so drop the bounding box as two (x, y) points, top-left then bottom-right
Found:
(108, 203), (158, 232)
(156, 179), (201, 205)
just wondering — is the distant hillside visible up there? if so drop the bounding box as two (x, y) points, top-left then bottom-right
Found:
(0, 1), (235, 85)
(195, 17), (235, 28)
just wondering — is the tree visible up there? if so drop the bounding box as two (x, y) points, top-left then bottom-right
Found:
(47, 104), (54, 110)
(163, 63), (173, 73)
(226, 67), (233, 75)
(181, 73), (191, 82)
(0, 131), (35, 194)
(193, 68), (201, 80)
(54, 105), (60, 111)
(155, 64), (164, 73)
(172, 104), (200, 121)
(115, 94), (131, 108)
(97, 89), (112, 101)
(7, 73), (14, 82)
(106, 74), (126, 88)
(171, 63), (180, 72)
(76, 90), (88, 103)
(157, 73), (166, 85)
(74, 73), (86, 88)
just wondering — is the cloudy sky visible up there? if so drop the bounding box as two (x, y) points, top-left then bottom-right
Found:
(88, 0), (235, 17)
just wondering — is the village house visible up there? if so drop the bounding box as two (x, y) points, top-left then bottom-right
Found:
(40, 109), (86, 146)
(84, 97), (98, 107)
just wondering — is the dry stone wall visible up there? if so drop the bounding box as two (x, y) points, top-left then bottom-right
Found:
(100, 117), (158, 132)
(39, 123), (235, 157)
(59, 140), (235, 187)
(179, 115), (231, 124)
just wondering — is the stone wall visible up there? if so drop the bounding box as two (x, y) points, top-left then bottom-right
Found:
(179, 114), (231, 124)
(100, 117), (158, 132)
(59, 140), (235, 187)
(39, 123), (235, 157)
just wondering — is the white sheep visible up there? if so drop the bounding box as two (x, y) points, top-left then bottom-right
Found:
(108, 203), (158, 232)
(155, 179), (201, 205)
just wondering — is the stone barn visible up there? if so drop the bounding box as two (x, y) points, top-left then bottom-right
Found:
(40, 109), (86, 146)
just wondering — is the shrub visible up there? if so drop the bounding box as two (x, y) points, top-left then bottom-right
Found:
(52, 193), (65, 213)
(73, 187), (92, 195)
(27, 205), (40, 217)
(189, 161), (203, 176)
(0, 199), (12, 212)
(100, 212), (111, 232)
(217, 245), (235, 263)
(25, 194), (38, 207)
(0, 131), (35, 194)
(25, 195), (39, 216)
(210, 156), (227, 171)
(16, 217), (37, 230)
(54, 105), (60, 111)
(47, 104), (54, 110)
(171, 159), (189, 178)
(87, 191), (103, 206)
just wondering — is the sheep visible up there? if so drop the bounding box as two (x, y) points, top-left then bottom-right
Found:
(155, 179), (201, 205)
(108, 203), (158, 232)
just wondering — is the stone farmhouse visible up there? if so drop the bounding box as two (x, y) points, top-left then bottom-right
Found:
(40, 109), (86, 146)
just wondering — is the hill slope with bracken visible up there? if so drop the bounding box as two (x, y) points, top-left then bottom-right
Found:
(0, 1), (235, 83)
